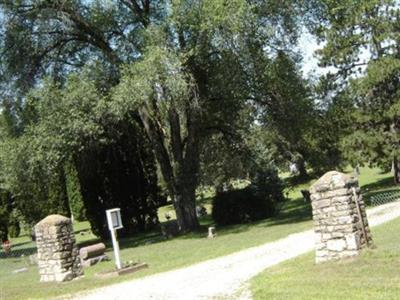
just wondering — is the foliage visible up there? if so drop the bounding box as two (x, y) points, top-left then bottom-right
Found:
(212, 171), (285, 226)
(341, 58), (400, 170)
(8, 220), (20, 239)
(305, 86), (354, 174)
(75, 116), (160, 238)
(310, 0), (400, 179)
(64, 161), (86, 222)
(0, 0), (316, 230)
(0, 0), (166, 234)
(246, 50), (343, 176)
(0, 73), (161, 238)
(0, 191), (11, 242)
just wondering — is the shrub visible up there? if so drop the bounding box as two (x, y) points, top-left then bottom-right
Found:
(212, 187), (272, 225)
(8, 208), (25, 238)
(65, 162), (86, 222)
(212, 170), (285, 226)
(8, 222), (20, 238)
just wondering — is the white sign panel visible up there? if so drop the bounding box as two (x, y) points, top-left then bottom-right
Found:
(105, 208), (123, 269)
(106, 208), (123, 230)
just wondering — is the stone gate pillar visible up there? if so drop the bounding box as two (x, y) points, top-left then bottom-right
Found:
(310, 171), (372, 263)
(35, 215), (83, 282)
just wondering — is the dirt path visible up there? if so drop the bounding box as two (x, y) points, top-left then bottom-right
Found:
(75, 201), (400, 300)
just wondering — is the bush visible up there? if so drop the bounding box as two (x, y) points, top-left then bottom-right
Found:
(212, 170), (285, 226)
(8, 209), (22, 238)
(8, 222), (20, 238)
(212, 186), (284, 226)
(65, 162), (86, 222)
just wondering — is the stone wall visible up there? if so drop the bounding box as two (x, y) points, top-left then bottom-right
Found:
(310, 171), (372, 263)
(35, 215), (83, 282)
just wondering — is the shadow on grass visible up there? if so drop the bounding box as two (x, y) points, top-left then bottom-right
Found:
(284, 175), (312, 187)
(361, 177), (396, 193)
(116, 197), (313, 249)
(8, 240), (33, 249)
(271, 198), (312, 226)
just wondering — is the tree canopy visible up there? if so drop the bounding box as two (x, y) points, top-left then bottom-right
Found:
(3, 0), (396, 238)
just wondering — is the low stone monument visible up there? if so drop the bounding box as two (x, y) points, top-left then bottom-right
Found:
(35, 215), (83, 282)
(79, 243), (109, 267)
(310, 171), (372, 263)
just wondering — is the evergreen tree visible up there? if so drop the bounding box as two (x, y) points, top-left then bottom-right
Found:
(311, 0), (400, 182)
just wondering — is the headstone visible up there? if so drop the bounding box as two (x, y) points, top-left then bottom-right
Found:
(79, 243), (109, 267)
(196, 205), (207, 218)
(161, 220), (180, 238)
(310, 171), (372, 263)
(207, 227), (216, 238)
(35, 215), (83, 282)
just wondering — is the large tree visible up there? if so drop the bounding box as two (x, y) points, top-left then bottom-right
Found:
(0, 0), (308, 232)
(249, 51), (317, 177)
(310, 0), (400, 182)
(113, 0), (308, 231)
(0, 74), (161, 238)
(0, 1), (163, 234)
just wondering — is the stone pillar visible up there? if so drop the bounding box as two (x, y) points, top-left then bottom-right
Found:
(310, 171), (372, 263)
(35, 215), (83, 282)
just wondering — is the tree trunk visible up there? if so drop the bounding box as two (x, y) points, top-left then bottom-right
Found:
(393, 158), (400, 184)
(172, 152), (200, 232)
(296, 156), (308, 179)
(138, 106), (201, 232)
(173, 183), (199, 232)
(0, 224), (8, 242)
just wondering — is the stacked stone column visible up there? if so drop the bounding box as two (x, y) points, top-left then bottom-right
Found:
(35, 215), (83, 282)
(310, 171), (372, 263)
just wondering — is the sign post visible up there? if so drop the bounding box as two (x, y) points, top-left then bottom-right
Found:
(106, 208), (123, 269)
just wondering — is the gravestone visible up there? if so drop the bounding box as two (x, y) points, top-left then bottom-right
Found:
(196, 205), (207, 218)
(161, 220), (180, 238)
(310, 171), (372, 263)
(207, 227), (216, 238)
(79, 243), (109, 267)
(35, 215), (83, 282)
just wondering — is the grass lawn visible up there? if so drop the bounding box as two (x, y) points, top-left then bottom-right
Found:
(0, 201), (312, 299)
(0, 167), (397, 299)
(250, 216), (400, 300)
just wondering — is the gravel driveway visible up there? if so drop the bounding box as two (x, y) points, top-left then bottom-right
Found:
(75, 201), (400, 300)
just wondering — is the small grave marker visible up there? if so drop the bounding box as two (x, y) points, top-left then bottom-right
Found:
(208, 227), (216, 238)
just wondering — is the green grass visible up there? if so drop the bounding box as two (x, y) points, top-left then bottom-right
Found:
(0, 203), (313, 299)
(0, 167), (397, 299)
(250, 217), (400, 300)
